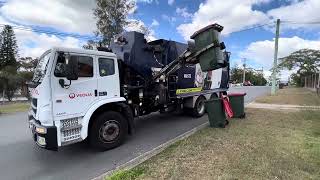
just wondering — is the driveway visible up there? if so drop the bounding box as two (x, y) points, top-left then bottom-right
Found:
(0, 86), (270, 180)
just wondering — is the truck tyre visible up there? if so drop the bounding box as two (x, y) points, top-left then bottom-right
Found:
(89, 111), (128, 151)
(192, 96), (206, 118)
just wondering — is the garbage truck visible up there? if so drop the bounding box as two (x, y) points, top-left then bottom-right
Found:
(27, 24), (230, 151)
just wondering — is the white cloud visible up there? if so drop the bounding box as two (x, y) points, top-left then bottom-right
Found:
(177, 0), (270, 40)
(168, 0), (174, 6)
(241, 36), (320, 69)
(136, 0), (153, 3)
(240, 36), (320, 80)
(0, 0), (153, 58)
(15, 30), (83, 58)
(126, 19), (157, 41)
(176, 7), (193, 19)
(268, 0), (320, 27)
(162, 14), (176, 25)
(151, 19), (160, 27)
(0, 15), (82, 58)
(0, 0), (96, 34)
(135, 0), (159, 4)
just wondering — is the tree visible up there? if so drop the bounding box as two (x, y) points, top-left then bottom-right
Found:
(17, 57), (38, 99)
(230, 66), (267, 86)
(278, 49), (320, 72)
(86, 0), (135, 48)
(278, 49), (320, 87)
(0, 25), (18, 69)
(0, 66), (19, 101)
(0, 25), (19, 101)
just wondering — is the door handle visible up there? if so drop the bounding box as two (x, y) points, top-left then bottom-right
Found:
(94, 90), (98, 97)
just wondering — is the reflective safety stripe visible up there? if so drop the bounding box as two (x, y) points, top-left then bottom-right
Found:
(176, 87), (202, 94)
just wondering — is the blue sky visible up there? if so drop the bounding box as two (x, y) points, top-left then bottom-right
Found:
(0, 0), (319, 80)
(131, 0), (319, 73)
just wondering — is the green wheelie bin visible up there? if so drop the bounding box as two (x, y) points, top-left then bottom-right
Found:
(228, 93), (246, 118)
(190, 23), (225, 71)
(204, 98), (227, 128)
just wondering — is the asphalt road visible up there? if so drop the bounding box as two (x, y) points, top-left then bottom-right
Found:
(0, 86), (270, 180)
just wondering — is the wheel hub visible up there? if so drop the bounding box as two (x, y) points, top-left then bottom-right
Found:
(197, 100), (205, 114)
(99, 120), (120, 143)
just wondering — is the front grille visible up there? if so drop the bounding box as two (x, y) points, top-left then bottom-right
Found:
(60, 118), (82, 144)
(62, 128), (81, 142)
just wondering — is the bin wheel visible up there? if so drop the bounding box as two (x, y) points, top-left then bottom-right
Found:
(210, 93), (218, 99)
(225, 119), (229, 126)
(192, 96), (206, 118)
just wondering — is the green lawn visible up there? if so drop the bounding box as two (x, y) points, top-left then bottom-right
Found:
(255, 87), (320, 106)
(0, 102), (29, 114)
(107, 104), (320, 179)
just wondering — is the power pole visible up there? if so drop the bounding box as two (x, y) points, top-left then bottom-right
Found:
(271, 19), (280, 95)
(243, 58), (246, 84)
(318, 72), (320, 88)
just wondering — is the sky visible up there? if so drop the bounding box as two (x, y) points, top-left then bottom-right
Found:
(0, 0), (320, 80)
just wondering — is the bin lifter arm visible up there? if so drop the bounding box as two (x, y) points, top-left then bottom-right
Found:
(152, 43), (219, 81)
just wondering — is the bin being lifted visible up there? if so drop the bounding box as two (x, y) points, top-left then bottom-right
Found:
(151, 23), (228, 81)
(191, 23), (226, 71)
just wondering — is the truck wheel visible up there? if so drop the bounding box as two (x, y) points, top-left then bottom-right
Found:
(89, 111), (128, 151)
(192, 96), (206, 118)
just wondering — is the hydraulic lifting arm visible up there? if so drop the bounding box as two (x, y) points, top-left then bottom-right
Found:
(152, 42), (225, 81)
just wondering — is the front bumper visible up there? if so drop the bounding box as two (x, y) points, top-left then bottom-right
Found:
(29, 119), (58, 151)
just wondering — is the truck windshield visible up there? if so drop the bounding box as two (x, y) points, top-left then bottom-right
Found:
(32, 50), (51, 83)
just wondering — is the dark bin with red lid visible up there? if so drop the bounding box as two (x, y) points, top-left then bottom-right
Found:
(228, 93), (246, 118)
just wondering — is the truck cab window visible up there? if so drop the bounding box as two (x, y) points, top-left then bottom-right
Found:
(54, 55), (93, 77)
(77, 56), (93, 77)
(99, 58), (114, 76)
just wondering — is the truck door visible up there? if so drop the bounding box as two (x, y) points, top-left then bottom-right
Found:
(52, 53), (98, 118)
(96, 56), (120, 100)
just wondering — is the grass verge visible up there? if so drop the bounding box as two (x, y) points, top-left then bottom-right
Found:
(107, 108), (320, 180)
(255, 87), (320, 106)
(0, 102), (29, 114)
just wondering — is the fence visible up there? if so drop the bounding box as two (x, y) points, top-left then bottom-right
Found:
(304, 72), (320, 93)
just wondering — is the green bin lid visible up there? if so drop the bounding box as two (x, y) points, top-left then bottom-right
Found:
(190, 23), (224, 39)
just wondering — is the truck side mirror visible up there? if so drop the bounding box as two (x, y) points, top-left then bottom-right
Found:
(65, 55), (78, 80)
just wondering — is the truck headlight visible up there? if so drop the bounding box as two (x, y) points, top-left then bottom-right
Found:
(35, 127), (47, 134)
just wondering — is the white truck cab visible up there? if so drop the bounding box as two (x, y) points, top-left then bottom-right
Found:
(28, 47), (130, 150)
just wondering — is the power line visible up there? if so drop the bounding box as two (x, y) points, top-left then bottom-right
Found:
(281, 20), (320, 25)
(0, 24), (100, 41)
(228, 20), (320, 35)
(228, 21), (275, 35)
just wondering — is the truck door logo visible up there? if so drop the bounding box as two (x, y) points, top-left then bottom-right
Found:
(69, 92), (93, 99)
(69, 93), (76, 99)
